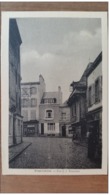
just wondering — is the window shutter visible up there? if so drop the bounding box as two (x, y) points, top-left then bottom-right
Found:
(99, 76), (102, 101)
(87, 88), (89, 107)
(92, 83), (95, 104)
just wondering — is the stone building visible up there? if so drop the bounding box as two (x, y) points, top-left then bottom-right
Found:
(9, 19), (23, 146)
(39, 87), (62, 136)
(86, 52), (102, 161)
(59, 101), (71, 137)
(67, 62), (93, 141)
(21, 75), (45, 136)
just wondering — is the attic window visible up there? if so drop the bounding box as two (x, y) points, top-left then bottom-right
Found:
(43, 98), (57, 104)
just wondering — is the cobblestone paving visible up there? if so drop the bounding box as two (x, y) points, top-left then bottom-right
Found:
(10, 137), (100, 169)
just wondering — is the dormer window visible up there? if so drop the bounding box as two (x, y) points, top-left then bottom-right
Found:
(42, 98), (57, 104)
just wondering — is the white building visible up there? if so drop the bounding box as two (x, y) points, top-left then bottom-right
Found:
(39, 87), (62, 136)
(21, 75), (45, 136)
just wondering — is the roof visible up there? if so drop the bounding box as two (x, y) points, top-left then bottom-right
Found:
(43, 92), (59, 99)
(86, 52), (102, 77)
(9, 19), (22, 44)
(21, 82), (40, 85)
(60, 100), (68, 107)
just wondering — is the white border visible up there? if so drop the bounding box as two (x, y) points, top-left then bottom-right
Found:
(1, 11), (108, 175)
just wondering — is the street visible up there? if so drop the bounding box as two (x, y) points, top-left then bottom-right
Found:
(10, 137), (99, 169)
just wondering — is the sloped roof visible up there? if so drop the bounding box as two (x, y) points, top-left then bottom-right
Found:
(60, 100), (68, 107)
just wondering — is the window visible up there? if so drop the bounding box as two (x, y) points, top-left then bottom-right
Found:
(74, 103), (76, 115)
(22, 110), (28, 121)
(30, 87), (37, 95)
(88, 86), (92, 106)
(31, 98), (37, 107)
(9, 115), (12, 135)
(95, 79), (100, 103)
(46, 110), (53, 118)
(21, 98), (29, 107)
(48, 123), (55, 130)
(21, 88), (29, 96)
(31, 110), (36, 120)
(62, 112), (66, 120)
(18, 119), (20, 133)
(43, 98), (57, 104)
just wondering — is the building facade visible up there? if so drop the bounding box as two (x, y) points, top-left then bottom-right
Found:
(59, 101), (71, 137)
(39, 87), (62, 136)
(9, 19), (23, 146)
(67, 62), (93, 141)
(86, 52), (102, 161)
(21, 75), (45, 136)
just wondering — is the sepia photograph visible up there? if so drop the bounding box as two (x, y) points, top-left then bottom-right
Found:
(1, 11), (108, 175)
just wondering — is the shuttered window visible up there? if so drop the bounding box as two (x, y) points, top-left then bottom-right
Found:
(95, 76), (102, 103)
(22, 110), (28, 121)
(31, 110), (36, 120)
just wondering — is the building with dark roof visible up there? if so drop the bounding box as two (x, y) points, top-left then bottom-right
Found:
(9, 19), (23, 146)
(67, 62), (93, 141)
(86, 52), (102, 163)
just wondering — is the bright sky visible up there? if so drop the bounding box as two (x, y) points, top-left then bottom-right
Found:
(17, 18), (102, 102)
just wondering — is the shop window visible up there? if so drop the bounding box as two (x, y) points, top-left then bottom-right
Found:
(48, 123), (55, 130)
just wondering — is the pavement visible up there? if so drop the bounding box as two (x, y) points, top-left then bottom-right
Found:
(9, 142), (32, 163)
(9, 137), (101, 169)
(73, 139), (88, 147)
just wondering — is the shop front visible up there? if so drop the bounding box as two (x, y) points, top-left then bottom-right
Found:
(23, 120), (39, 137)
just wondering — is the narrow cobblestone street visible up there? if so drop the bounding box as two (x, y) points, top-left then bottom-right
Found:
(10, 137), (99, 169)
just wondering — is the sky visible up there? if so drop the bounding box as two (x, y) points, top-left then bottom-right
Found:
(17, 17), (102, 102)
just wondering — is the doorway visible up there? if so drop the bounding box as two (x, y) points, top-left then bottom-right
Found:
(62, 125), (66, 137)
(41, 123), (44, 135)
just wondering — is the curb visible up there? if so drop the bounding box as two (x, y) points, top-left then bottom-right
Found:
(9, 142), (32, 163)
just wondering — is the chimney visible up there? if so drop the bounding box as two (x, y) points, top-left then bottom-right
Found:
(58, 86), (61, 92)
(58, 86), (62, 104)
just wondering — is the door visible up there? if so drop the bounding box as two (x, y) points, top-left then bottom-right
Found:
(62, 125), (66, 137)
(41, 123), (44, 135)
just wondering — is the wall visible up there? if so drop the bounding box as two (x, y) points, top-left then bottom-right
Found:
(59, 106), (70, 123)
(9, 19), (22, 146)
(21, 77), (45, 122)
(39, 104), (60, 123)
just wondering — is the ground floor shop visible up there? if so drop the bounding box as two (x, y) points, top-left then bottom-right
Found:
(70, 120), (87, 141)
(23, 120), (39, 136)
(59, 123), (73, 137)
(9, 112), (23, 146)
(39, 122), (60, 136)
(87, 107), (102, 162)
